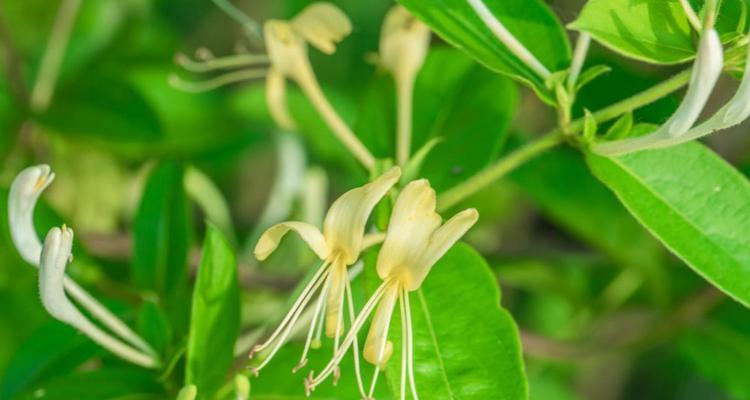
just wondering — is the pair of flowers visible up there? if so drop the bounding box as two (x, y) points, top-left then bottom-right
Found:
(249, 166), (478, 399)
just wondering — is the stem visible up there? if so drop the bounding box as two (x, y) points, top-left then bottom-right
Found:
(0, 12), (27, 103)
(296, 71), (376, 170)
(680, 0), (703, 32)
(30, 0), (81, 112)
(211, 0), (263, 42)
(571, 68), (692, 132)
(437, 132), (564, 211)
(396, 73), (416, 167)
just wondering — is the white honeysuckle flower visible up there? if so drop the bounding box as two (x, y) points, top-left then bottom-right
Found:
(249, 167), (401, 385)
(39, 226), (157, 368)
(9, 164), (55, 265)
(305, 179), (479, 400)
(8, 165), (156, 358)
(379, 5), (431, 167)
(593, 27), (724, 155)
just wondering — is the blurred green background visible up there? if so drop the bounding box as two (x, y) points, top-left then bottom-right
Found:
(1, 0), (750, 399)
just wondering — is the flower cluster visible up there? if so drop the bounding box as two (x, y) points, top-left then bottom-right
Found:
(249, 168), (478, 399)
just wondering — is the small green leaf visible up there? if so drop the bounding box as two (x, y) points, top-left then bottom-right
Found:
(604, 112), (634, 140)
(132, 162), (192, 332)
(365, 243), (528, 399)
(570, 0), (695, 64)
(399, 0), (570, 104)
(575, 65), (612, 92)
(583, 110), (597, 143)
(185, 225), (240, 400)
(587, 143), (750, 307)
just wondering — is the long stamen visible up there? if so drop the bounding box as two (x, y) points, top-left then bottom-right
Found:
(345, 276), (367, 397)
(400, 291), (407, 400)
(306, 283), (388, 393)
(250, 261), (330, 358)
(294, 270), (333, 373)
(251, 267), (331, 374)
(175, 52), (270, 73)
(332, 265), (347, 385)
(404, 290), (419, 400)
(169, 69), (267, 93)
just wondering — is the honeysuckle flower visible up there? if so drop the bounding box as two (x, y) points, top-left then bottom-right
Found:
(305, 179), (479, 400)
(378, 5), (430, 167)
(249, 167), (401, 382)
(172, 3), (375, 169)
(8, 165), (156, 361)
(39, 226), (157, 368)
(593, 27), (724, 155)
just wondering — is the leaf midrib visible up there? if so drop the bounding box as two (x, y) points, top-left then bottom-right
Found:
(417, 289), (456, 399)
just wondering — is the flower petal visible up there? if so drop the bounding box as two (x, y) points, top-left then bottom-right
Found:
(39, 226), (77, 324)
(255, 221), (329, 261)
(376, 179), (441, 281)
(264, 20), (310, 80)
(9, 165), (55, 266)
(405, 208), (479, 290)
(322, 166), (401, 264)
(291, 3), (352, 55)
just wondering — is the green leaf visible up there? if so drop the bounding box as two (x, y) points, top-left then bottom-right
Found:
(137, 301), (172, 357)
(132, 162), (192, 332)
(587, 142), (750, 307)
(574, 65), (612, 92)
(569, 0), (695, 65)
(604, 112), (634, 140)
(38, 74), (162, 141)
(365, 243), (528, 399)
(399, 0), (570, 104)
(185, 225), (240, 399)
(357, 49), (518, 192)
(18, 368), (163, 400)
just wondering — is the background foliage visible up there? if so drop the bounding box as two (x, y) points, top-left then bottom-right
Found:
(1, 0), (750, 399)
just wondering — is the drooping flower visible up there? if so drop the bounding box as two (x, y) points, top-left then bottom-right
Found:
(8, 165), (157, 363)
(38, 225), (157, 368)
(249, 167), (401, 383)
(378, 5), (430, 167)
(305, 179), (479, 400)
(172, 2), (375, 169)
(592, 26), (724, 155)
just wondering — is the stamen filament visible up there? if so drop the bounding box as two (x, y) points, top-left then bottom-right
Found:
(367, 285), (397, 399)
(345, 276), (367, 396)
(404, 290), (419, 400)
(295, 270), (333, 372)
(175, 53), (270, 73)
(169, 69), (267, 93)
(306, 283), (388, 392)
(251, 261), (329, 357)
(466, 0), (550, 79)
(400, 291), (407, 400)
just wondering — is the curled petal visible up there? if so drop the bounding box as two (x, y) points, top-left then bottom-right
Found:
(322, 167), (401, 265)
(291, 2), (352, 54)
(410, 208), (479, 290)
(9, 165), (55, 266)
(266, 68), (296, 130)
(39, 226), (78, 325)
(376, 180), (440, 281)
(363, 283), (398, 367)
(593, 28), (723, 155)
(255, 221), (329, 261)
(379, 6), (430, 81)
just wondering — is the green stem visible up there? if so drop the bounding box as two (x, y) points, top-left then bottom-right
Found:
(436, 68), (692, 211)
(30, 0), (82, 112)
(437, 132), (564, 211)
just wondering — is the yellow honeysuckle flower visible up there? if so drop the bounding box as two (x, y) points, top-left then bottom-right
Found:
(305, 179), (478, 400)
(249, 167), (401, 384)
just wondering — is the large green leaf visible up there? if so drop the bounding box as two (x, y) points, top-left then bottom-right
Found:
(17, 368), (163, 400)
(399, 0), (570, 104)
(365, 243), (528, 399)
(570, 0), (695, 65)
(587, 143), (750, 307)
(185, 225), (240, 400)
(357, 49), (518, 192)
(132, 162), (192, 332)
